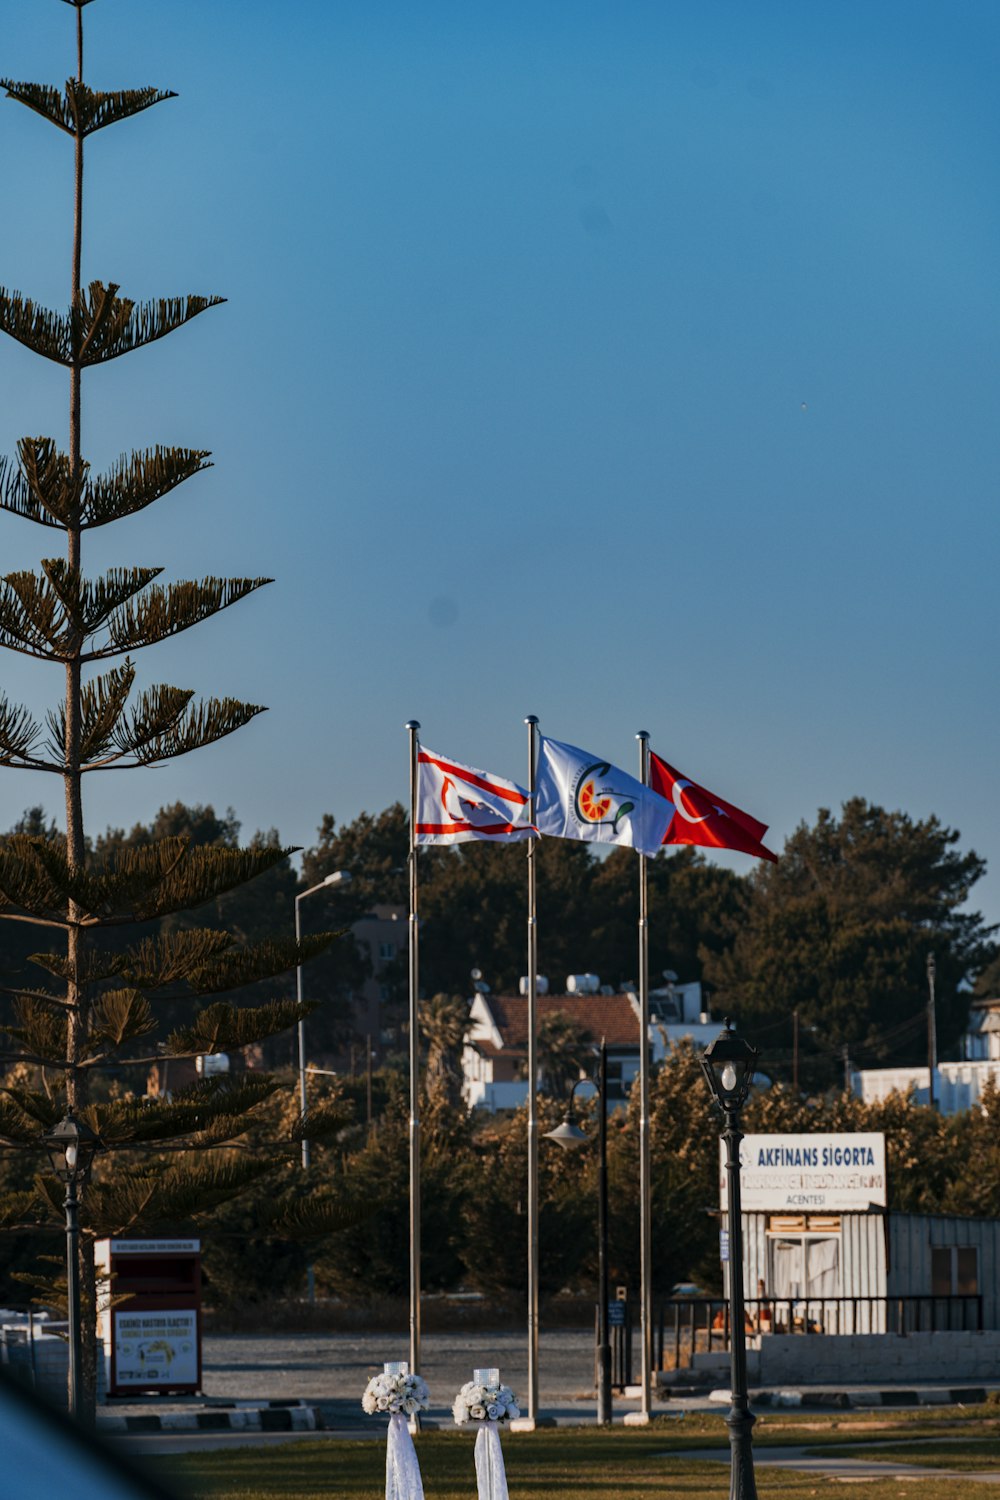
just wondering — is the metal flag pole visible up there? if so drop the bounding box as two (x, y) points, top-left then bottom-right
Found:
(405, 719), (422, 1378)
(636, 729), (653, 1421)
(525, 713), (540, 1424)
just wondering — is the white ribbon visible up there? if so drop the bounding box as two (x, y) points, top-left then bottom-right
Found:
(386, 1412), (425, 1500)
(474, 1420), (509, 1500)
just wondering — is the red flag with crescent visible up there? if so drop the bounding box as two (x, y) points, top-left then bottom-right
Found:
(649, 751), (778, 863)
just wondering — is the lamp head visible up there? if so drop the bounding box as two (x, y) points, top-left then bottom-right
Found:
(544, 1117), (588, 1151)
(701, 1018), (758, 1112)
(42, 1112), (101, 1184)
(323, 870), (352, 887)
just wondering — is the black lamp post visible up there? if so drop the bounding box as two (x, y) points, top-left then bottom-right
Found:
(41, 1112), (102, 1422)
(544, 1038), (611, 1424)
(701, 1020), (759, 1500)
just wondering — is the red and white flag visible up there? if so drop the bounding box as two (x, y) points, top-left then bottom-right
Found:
(415, 747), (536, 844)
(649, 751), (778, 863)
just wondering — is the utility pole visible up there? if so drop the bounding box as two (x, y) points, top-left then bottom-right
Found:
(366, 1033), (374, 1133)
(792, 1008), (799, 1094)
(842, 1043), (851, 1093)
(926, 952), (937, 1109)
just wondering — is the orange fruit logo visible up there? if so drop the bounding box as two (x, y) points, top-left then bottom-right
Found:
(578, 777), (612, 823)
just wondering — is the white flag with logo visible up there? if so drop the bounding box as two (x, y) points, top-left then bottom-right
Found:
(415, 747), (536, 844)
(534, 735), (672, 857)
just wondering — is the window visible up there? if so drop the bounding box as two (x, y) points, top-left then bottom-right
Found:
(933, 1246), (978, 1296)
(379, 941), (396, 961)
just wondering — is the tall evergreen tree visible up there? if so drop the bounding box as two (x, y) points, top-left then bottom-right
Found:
(0, 1), (348, 1419)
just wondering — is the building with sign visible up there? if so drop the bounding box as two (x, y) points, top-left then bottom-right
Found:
(95, 1239), (202, 1396)
(704, 1130), (1000, 1384)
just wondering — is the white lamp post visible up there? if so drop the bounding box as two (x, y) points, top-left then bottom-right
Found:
(295, 869), (352, 1303)
(296, 869), (352, 1167)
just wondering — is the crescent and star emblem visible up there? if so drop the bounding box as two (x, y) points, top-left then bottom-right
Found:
(671, 778), (727, 825)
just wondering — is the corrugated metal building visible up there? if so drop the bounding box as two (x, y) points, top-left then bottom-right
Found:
(722, 1132), (999, 1336)
(728, 1209), (999, 1334)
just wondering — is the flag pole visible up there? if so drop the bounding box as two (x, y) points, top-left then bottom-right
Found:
(525, 713), (540, 1425)
(636, 729), (652, 1422)
(405, 719), (421, 1380)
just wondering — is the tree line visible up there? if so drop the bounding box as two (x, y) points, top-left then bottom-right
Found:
(3, 788), (996, 1092)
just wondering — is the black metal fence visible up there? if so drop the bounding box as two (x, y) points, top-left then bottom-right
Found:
(603, 1294), (984, 1387)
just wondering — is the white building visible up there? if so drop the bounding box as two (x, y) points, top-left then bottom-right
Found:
(461, 976), (718, 1112)
(852, 997), (1000, 1113)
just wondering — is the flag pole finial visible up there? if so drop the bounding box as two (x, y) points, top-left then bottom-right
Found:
(524, 714), (538, 726)
(636, 729), (650, 742)
(405, 720), (420, 731)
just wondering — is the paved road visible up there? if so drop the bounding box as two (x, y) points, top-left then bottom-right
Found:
(197, 1328), (598, 1409)
(680, 1444), (1000, 1484)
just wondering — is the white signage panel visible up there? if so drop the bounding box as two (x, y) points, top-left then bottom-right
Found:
(113, 1310), (198, 1387)
(720, 1132), (886, 1212)
(109, 1239), (200, 1254)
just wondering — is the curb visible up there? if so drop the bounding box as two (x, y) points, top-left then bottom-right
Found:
(98, 1400), (320, 1435)
(704, 1386), (992, 1410)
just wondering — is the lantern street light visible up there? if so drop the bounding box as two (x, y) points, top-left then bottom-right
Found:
(41, 1112), (102, 1423)
(544, 1038), (612, 1424)
(701, 1020), (759, 1500)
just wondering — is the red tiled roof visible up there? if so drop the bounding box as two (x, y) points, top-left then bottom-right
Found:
(484, 993), (639, 1050)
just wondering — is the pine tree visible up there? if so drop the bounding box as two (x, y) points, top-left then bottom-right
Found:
(0, 0), (350, 1420)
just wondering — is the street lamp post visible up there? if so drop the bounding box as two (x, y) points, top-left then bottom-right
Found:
(701, 1020), (759, 1500)
(544, 1039), (612, 1424)
(41, 1113), (102, 1422)
(295, 868), (352, 1303)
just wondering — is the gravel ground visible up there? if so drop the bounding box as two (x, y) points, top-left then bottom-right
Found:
(194, 1328), (603, 1422)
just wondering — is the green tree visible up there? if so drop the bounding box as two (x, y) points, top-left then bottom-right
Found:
(0, 3), (347, 1419)
(706, 799), (997, 1086)
(536, 1009), (594, 1096)
(315, 1077), (467, 1298)
(459, 1103), (590, 1304)
(420, 993), (470, 1106)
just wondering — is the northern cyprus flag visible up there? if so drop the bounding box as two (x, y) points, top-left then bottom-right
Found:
(415, 747), (536, 844)
(534, 735), (672, 857)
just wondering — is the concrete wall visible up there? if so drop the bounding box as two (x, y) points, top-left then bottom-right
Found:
(695, 1331), (1000, 1385)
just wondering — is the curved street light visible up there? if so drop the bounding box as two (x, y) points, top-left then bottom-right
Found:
(544, 1039), (611, 1424)
(295, 868), (352, 1304)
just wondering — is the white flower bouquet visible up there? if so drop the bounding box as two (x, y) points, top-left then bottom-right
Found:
(452, 1374), (520, 1425)
(362, 1368), (431, 1418)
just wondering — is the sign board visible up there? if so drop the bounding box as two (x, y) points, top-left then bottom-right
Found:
(108, 1239), (200, 1255)
(607, 1301), (626, 1327)
(719, 1228), (730, 1263)
(720, 1132), (887, 1212)
(112, 1309), (198, 1387)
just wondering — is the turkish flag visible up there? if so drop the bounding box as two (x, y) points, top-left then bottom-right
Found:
(649, 751), (778, 863)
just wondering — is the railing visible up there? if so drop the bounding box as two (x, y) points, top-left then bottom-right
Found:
(604, 1295), (984, 1384)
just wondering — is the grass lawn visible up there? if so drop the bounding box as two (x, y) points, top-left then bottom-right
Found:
(159, 1408), (1000, 1500)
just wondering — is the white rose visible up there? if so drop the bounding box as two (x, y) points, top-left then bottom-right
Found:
(470, 1404), (486, 1420)
(377, 1395), (390, 1410)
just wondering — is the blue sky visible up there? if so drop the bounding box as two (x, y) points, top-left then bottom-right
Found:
(1, 1), (999, 929)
